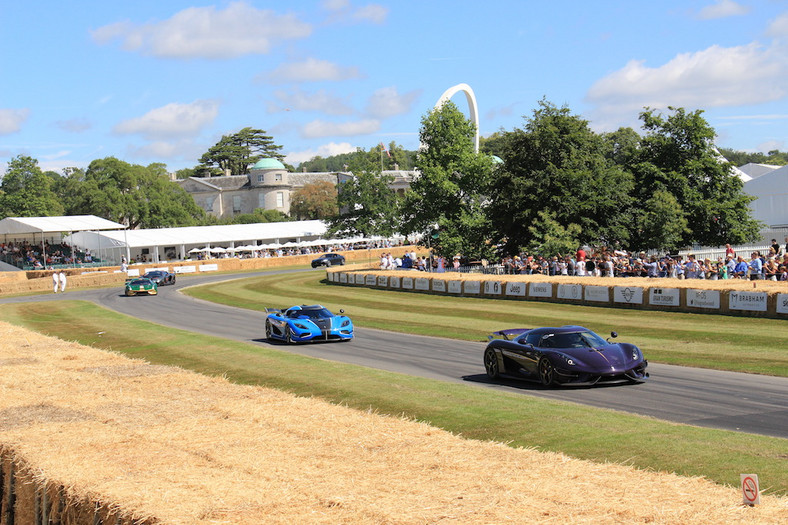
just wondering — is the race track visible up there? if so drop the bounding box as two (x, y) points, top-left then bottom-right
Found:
(3, 268), (788, 439)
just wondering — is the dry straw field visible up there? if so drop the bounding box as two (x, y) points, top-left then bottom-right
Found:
(1, 321), (786, 524)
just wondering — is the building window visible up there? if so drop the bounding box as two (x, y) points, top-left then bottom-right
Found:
(275, 173), (283, 182)
(258, 193), (266, 209)
(205, 196), (215, 212)
(233, 195), (242, 213)
(276, 191), (284, 208)
(257, 174), (264, 183)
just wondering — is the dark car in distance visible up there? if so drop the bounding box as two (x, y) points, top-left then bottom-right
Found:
(311, 253), (345, 268)
(143, 270), (176, 286)
(483, 325), (648, 387)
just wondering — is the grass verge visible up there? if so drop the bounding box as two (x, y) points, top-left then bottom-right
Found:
(1, 299), (786, 496)
(183, 271), (788, 377)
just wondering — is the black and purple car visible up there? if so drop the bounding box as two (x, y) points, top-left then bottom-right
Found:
(483, 325), (648, 387)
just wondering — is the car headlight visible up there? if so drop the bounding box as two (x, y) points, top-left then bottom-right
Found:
(631, 347), (641, 360)
(341, 319), (350, 327)
(294, 323), (309, 330)
(557, 354), (575, 366)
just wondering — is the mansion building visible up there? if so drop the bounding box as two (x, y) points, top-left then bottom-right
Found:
(177, 158), (414, 219)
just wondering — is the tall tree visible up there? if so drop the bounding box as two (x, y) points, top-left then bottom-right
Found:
(633, 107), (761, 248)
(198, 127), (284, 176)
(329, 171), (400, 237)
(405, 101), (494, 260)
(289, 181), (338, 220)
(0, 155), (64, 219)
(487, 100), (634, 254)
(61, 157), (204, 228)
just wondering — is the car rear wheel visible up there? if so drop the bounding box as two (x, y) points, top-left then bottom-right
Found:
(484, 348), (499, 379)
(538, 357), (555, 387)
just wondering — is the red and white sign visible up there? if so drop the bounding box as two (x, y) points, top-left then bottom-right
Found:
(741, 474), (760, 505)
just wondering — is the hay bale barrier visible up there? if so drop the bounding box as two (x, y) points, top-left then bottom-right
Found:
(328, 269), (788, 319)
(1, 323), (786, 523)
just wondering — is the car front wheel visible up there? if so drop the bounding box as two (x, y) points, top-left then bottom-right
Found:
(538, 357), (555, 387)
(265, 320), (273, 340)
(484, 348), (499, 379)
(285, 326), (294, 344)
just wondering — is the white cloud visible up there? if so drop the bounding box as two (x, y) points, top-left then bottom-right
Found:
(586, 43), (788, 130)
(353, 5), (388, 24)
(285, 141), (356, 165)
(757, 139), (785, 152)
(301, 119), (380, 138)
(321, 0), (350, 11)
(113, 100), (219, 140)
(697, 0), (750, 20)
(0, 108), (30, 135)
(91, 2), (311, 59)
(766, 12), (788, 38)
(268, 88), (354, 115)
(262, 58), (361, 84)
(365, 86), (421, 118)
(55, 118), (92, 133)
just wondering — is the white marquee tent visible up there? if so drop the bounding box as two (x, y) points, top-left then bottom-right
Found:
(66, 220), (330, 264)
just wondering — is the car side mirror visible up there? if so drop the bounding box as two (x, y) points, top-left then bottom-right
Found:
(610, 331), (618, 339)
(339, 309), (344, 314)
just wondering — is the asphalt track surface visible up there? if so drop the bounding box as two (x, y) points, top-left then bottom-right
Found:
(3, 268), (788, 440)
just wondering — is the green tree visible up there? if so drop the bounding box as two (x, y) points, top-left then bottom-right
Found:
(198, 127), (284, 176)
(487, 100), (634, 254)
(328, 169), (400, 238)
(62, 157), (204, 228)
(405, 101), (494, 260)
(633, 107), (761, 248)
(0, 155), (64, 219)
(630, 189), (689, 252)
(223, 208), (291, 224)
(289, 181), (338, 220)
(526, 210), (583, 257)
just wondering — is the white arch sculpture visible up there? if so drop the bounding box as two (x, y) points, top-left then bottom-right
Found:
(432, 83), (480, 153)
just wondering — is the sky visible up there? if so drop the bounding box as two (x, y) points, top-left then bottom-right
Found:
(2, 0), (788, 175)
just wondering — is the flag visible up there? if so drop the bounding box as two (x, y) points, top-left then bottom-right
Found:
(379, 142), (391, 157)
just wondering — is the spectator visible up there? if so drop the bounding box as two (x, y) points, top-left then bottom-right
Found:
(748, 252), (763, 280)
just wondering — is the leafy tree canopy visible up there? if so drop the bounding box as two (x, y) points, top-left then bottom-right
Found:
(198, 127), (284, 176)
(718, 147), (787, 167)
(289, 180), (338, 220)
(298, 142), (417, 173)
(0, 155), (64, 219)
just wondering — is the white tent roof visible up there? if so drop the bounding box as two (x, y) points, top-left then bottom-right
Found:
(68, 220), (328, 250)
(0, 215), (125, 235)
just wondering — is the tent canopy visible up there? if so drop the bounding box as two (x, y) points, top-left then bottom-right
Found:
(0, 215), (125, 235)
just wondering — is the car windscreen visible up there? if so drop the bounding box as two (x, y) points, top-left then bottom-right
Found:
(540, 331), (607, 348)
(298, 308), (334, 319)
(129, 279), (150, 286)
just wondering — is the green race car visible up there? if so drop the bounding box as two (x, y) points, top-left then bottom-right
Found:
(125, 277), (158, 296)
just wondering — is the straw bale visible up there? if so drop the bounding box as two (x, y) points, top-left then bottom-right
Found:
(0, 321), (785, 524)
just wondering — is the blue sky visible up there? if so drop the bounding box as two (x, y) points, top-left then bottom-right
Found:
(2, 0), (788, 174)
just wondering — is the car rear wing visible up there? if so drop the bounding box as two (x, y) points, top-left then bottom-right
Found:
(488, 328), (531, 342)
(264, 307), (283, 314)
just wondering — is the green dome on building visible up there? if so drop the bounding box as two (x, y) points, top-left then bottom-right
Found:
(252, 158), (285, 170)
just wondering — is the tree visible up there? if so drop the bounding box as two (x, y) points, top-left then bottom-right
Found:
(487, 100), (634, 254)
(633, 107), (761, 248)
(0, 155), (64, 219)
(298, 143), (416, 172)
(198, 127), (284, 176)
(289, 181), (338, 220)
(61, 157), (204, 228)
(405, 101), (495, 260)
(328, 170), (400, 238)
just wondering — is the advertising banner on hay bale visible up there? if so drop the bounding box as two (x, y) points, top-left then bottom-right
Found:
(432, 279), (446, 292)
(557, 283), (582, 301)
(464, 281), (481, 295)
(366, 274), (377, 286)
(377, 275), (388, 287)
(484, 281), (503, 295)
(649, 287), (680, 307)
(584, 286), (609, 302)
(448, 280), (462, 294)
(402, 277), (414, 289)
(528, 282), (552, 298)
(390, 276), (400, 288)
(729, 291), (767, 312)
(506, 282), (526, 296)
(614, 286), (643, 304)
(686, 289), (720, 309)
(415, 278), (429, 291)
(777, 294), (788, 315)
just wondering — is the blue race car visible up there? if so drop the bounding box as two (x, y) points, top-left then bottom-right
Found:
(265, 304), (354, 343)
(483, 325), (648, 386)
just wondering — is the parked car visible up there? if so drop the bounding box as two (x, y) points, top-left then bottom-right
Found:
(483, 326), (648, 386)
(143, 270), (176, 286)
(311, 253), (345, 268)
(125, 277), (158, 296)
(265, 304), (353, 343)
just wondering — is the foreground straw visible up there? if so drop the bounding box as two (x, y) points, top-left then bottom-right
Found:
(0, 322), (784, 524)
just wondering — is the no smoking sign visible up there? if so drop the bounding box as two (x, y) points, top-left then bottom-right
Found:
(740, 474), (760, 505)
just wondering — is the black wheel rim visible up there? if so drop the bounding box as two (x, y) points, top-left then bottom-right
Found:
(265, 321), (272, 339)
(485, 349), (498, 377)
(539, 358), (553, 386)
